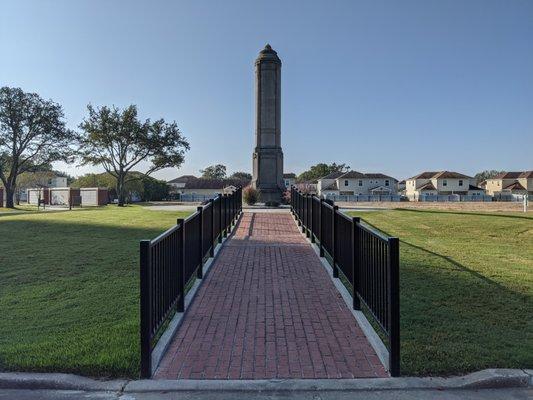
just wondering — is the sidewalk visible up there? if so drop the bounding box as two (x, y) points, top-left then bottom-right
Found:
(154, 211), (387, 379)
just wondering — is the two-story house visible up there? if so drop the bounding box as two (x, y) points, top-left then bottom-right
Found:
(318, 171), (398, 197)
(484, 171), (533, 196)
(405, 171), (484, 200)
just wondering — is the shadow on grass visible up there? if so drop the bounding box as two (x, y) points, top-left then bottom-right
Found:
(394, 207), (532, 221)
(398, 241), (532, 375)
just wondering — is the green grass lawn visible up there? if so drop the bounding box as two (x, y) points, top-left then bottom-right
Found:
(1, 206), (531, 378)
(0, 205), (190, 378)
(347, 209), (533, 376)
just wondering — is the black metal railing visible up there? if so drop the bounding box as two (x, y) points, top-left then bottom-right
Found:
(140, 187), (242, 378)
(290, 186), (400, 376)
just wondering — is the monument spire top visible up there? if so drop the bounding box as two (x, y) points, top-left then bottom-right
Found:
(257, 43), (280, 63)
(251, 45), (284, 202)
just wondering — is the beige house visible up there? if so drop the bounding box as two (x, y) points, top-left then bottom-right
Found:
(318, 171), (398, 197)
(405, 171), (484, 200)
(484, 171), (533, 196)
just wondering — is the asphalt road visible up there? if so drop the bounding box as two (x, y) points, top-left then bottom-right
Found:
(0, 388), (531, 400)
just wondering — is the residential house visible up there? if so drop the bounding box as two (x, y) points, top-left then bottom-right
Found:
(317, 171), (398, 197)
(484, 171), (533, 196)
(405, 171), (484, 200)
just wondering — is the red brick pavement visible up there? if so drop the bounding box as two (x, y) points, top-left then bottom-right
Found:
(154, 212), (387, 379)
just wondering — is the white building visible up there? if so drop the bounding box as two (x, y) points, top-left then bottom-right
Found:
(317, 171), (398, 197)
(405, 171), (484, 200)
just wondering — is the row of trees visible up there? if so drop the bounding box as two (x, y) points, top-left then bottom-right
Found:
(199, 164), (251, 181)
(72, 172), (169, 202)
(0, 86), (189, 208)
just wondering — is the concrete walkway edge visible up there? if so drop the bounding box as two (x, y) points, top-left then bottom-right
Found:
(0, 369), (531, 392)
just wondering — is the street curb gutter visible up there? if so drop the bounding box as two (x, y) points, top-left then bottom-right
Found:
(123, 369), (531, 392)
(0, 369), (530, 392)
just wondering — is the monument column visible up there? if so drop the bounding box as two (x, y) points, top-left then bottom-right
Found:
(252, 44), (284, 203)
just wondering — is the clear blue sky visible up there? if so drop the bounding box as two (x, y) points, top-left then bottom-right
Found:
(1, 0), (532, 181)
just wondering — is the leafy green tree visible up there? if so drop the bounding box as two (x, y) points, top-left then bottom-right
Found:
(138, 175), (169, 201)
(229, 171), (252, 181)
(474, 170), (506, 182)
(297, 163), (350, 182)
(200, 164), (227, 180)
(72, 171), (168, 202)
(71, 172), (117, 189)
(77, 104), (189, 206)
(0, 87), (76, 207)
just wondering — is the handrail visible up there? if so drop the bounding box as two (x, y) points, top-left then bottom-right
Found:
(139, 187), (242, 378)
(356, 220), (391, 242)
(290, 186), (400, 377)
(150, 223), (182, 246)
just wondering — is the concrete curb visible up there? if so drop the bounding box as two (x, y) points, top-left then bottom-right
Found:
(0, 372), (127, 392)
(0, 369), (530, 393)
(122, 369), (531, 392)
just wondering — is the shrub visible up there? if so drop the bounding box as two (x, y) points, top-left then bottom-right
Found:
(243, 186), (259, 205)
(282, 190), (291, 205)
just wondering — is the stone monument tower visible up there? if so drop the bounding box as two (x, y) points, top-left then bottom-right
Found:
(251, 44), (284, 203)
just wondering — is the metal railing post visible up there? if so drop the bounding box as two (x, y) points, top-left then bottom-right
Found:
(177, 218), (185, 312)
(223, 195), (228, 238)
(197, 206), (203, 279)
(319, 199), (324, 257)
(218, 195), (223, 243)
(388, 237), (400, 376)
(140, 239), (152, 378)
(310, 196), (315, 243)
(332, 205), (339, 278)
(351, 217), (361, 310)
(209, 199), (215, 257)
(301, 194), (306, 233)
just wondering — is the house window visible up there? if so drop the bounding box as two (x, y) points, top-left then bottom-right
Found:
(443, 180), (447, 187)
(358, 180), (363, 186)
(344, 180), (348, 186)
(385, 180), (389, 186)
(459, 180), (463, 186)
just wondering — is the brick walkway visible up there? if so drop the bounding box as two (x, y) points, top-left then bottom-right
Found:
(155, 212), (387, 379)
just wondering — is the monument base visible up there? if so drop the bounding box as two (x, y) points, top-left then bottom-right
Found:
(257, 188), (284, 204)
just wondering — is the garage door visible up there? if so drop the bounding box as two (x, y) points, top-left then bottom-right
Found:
(28, 190), (40, 205)
(81, 190), (97, 206)
(51, 190), (69, 205)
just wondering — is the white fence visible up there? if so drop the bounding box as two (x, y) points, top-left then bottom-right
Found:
(415, 194), (493, 202)
(325, 194), (402, 202)
(179, 194), (217, 202)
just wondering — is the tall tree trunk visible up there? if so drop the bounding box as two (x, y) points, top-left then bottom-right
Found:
(5, 184), (15, 208)
(117, 174), (126, 207)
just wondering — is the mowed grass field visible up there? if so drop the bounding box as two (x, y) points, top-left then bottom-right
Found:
(0, 206), (190, 378)
(1, 206), (531, 378)
(348, 209), (533, 376)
